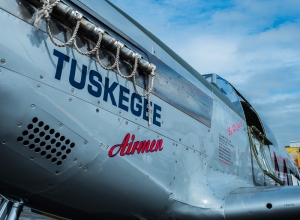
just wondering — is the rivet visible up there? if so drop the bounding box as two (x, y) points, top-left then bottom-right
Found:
(118, 118), (120, 122)
(31, 104), (35, 108)
(1, 59), (6, 65)
(138, 126), (140, 130)
(1, 139), (6, 144)
(157, 135), (159, 138)
(83, 166), (87, 171)
(17, 123), (22, 127)
(0, 69), (1, 73)
(37, 84), (41, 88)
(78, 163), (82, 168)
(175, 160), (177, 163)
(96, 108), (99, 113)
(71, 88), (75, 93)
(119, 110), (122, 114)
(186, 147), (188, 150)
(69, 97), (72, 102)
(106, 145), (109, 149)
(59, 124), (63, 127)
(55, 171), (59, 174)
(125, 121), (128, 125)
(173, 177), (175, 179)
(40, 75), (43, 79)
(73, 158), (77, 162)
(100, 143), (103, 147)
(97, 100), (100, 105)
(84, 141), (88, 145)
(30, 156), (34, 159)
(169, 182), (172, 186)
(173, 143), (175, 146)
(179, 138), (181, 141)
(162, 121), (163, 124)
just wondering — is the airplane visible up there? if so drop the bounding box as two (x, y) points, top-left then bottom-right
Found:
(0, 0), (299, 219)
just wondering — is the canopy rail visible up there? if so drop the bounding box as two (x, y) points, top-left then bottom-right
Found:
(26, 0), (156, 125)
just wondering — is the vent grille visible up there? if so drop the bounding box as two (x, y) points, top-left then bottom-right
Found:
(4, 105), (87, 174)
(16, 117), (75, 166)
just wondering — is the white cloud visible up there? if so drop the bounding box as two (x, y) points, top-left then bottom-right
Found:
(109, 0), (300, 145)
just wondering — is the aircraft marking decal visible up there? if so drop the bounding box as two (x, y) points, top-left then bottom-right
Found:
(53, 49), (162, 127)
(227, 121), (243, 136)
(108, 133), (163, 157)
(219, 134), (234, 165)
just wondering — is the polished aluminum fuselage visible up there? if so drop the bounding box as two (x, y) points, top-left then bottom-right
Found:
(0, 0), (299, 219)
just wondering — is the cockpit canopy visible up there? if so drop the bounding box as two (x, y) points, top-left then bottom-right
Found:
(203, 73), (279, 147)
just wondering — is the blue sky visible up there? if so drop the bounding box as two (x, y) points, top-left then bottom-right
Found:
(109, 0), (300, 146)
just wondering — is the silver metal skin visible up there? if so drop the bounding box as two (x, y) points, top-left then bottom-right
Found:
(225, 186), (300, 219)
(0, 0), (300, 219)
(6, 202), (23, 220)
(0, 198), (22, 220)
(0, 199), (13, 220)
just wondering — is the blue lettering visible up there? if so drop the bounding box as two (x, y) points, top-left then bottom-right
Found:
(143, 98), (152, 121)
(88, 70), (102, 97)
(130, 93), (142, 117)
(69, 59), (87, 90)
(118, 85), (129, 111)
(153, 104), (161, 127)
(103, 77), (117, 106)
(53, 49), (69, 80)
(52, 49), (163, 127)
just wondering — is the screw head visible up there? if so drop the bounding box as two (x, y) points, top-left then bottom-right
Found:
(83, 166), (87, 171)
(37, 84), (41, 88)
(96, 108), (99, 113)
(69, 97), (73, 102)
(78, 163), (82, 168)
(1, 59), (6, 65)
(84, 141), (88, 145)
(1, 139), (6, 144)
(97, 100), (100, 105)
(40, 75), (44, 79)
(73, 158), (77, 162)
(71, 88), (75, 93)
(31, 104), (35, 108)
(17, 123), (22, 127)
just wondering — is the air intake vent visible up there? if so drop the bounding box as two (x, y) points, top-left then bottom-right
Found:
(3, 105), (86, 174)
(16, 117), (76, 167)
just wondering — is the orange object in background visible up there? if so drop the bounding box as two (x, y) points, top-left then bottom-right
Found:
(286, 141), (300, 170)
